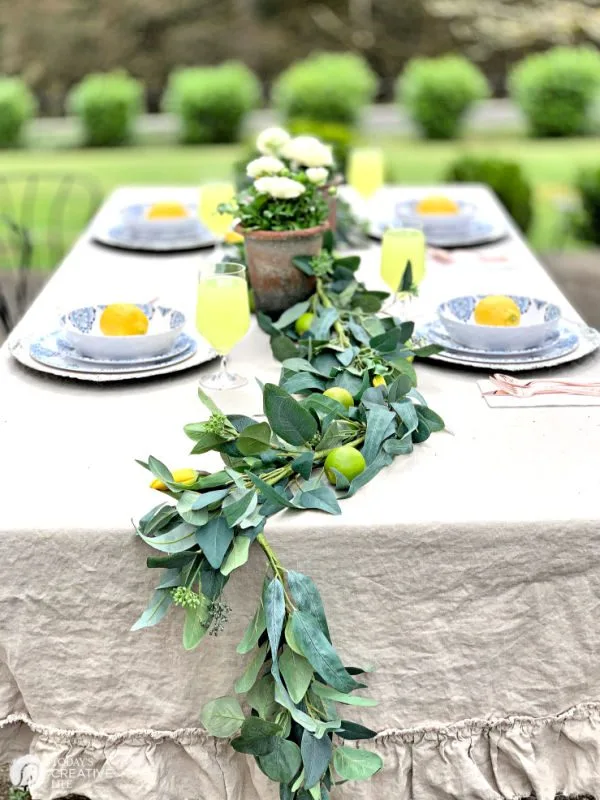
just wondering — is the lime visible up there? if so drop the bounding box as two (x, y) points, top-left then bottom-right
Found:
(324, 445), (366, 485)
(323, 386), (354, 409)
(294, 312), (314, 335)
(372, 375), (386, 388)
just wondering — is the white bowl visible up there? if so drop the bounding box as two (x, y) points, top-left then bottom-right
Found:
(395, 199), (477, 235)
(61, 303), (186, 361)
(437, 295), (561, 352)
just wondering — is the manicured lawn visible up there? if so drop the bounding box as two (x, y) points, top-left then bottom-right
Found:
(0, 135), (597, 269)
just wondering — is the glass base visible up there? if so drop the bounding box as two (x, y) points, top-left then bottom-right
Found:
(199, 356), (247, 390)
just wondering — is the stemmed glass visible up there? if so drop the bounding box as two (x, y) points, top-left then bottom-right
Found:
(380, 227), (426, 319)
(199, 182), (236, 237)
(196, 262), (250, 390)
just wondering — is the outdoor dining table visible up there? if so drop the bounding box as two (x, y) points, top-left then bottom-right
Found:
(1, 185), (600, 800)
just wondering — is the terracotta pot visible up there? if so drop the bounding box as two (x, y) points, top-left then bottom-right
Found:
(321, 176), (343, 233)
(237, 223), (328, 315)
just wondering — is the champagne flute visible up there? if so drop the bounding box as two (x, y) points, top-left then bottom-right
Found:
(380, 227), (426, 318)
(199, 182), (236, 236)
(196, 262), (250, 390)
(347, 148), (385, 199)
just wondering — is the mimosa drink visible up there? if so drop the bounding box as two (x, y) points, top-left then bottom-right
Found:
(347, 148), (384, 199)
(380, 228), (426, 297)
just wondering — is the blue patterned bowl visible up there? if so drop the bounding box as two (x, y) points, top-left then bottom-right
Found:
(438, 295), (561, 351)
(61, 303), (186, 361)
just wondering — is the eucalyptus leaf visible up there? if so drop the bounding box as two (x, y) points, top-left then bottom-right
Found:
(234, 641), (269, 693)
(131, 589), (172, 631)
(157, 568), (183, 590)
(311, 308), (338, 340)
(290, 612), (360, 694)
(301, 730), (332, 789)
(293, 486), (341, 516)
(291, 452), (315, 480)
(383, 438), (414, 456)
(311, 683), (377, 707)
(362, 406), (396, 465)
(412, 417), (431, 443)
(280, 645), (314, 704)
(391, 400), (419, 434)
(247, 674), (277, 718)
(272, 335), (301, 362)
(220, 535), (251, 576)
(387, 375), (413, 403)
(223, 490), (258, 528)
(143, 505), (179, 536)
(415, 405), (445, 432)
(274, 300), (310, 330)
(200, 696), (245, 738)
(183, 600), (210, 650)
(258, 738), (302, 783)
(147, 455), (172, 483)
(237, 602), (267, 654)
(285, 617), (303, 654)
(195, 516), (234, 569)
(231, 716), (280, 756)
(187, 430), (227, 454)
(200, 561), (229, 600)
(264, 578), (286, 665)
(191, 488), (230, 510)
(138, 521), (197, 554)
(387, 356), (417, 386)
(263, 384), (318, 446)
(282, 358), (330, 377)
(237, 423), (273, 456)
(146, 552), (196, 570)
(287, 571), (331, 641)
(316, 420), (356, 452)
(281, 372), (327, 395)
(335, 721), (378, 740)
(343, 450), (393, 498)
(250, 473), (297, 511)
(333, 746), (383, 781)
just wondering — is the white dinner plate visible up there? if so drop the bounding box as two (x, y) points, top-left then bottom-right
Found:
(369, 214), (507, 248)
(55, 332), (195, 366)
(419, 319), (564, 358)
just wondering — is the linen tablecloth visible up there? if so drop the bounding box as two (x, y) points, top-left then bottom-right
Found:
(1, 186), (600, 800)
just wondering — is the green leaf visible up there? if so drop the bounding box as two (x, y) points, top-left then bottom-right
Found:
(291, 452), (314, 480)
(190, 488), (231, 510)
(336, 721), (378, 740)
(237, 602), (266, 654)
(223, 490), (258, 528)
(415, 405), (445, 432)
(247, 674), (277, 719)
(316, 420), (356, 451)
(287, 571), (331, 641)
(293, 486), (341, 515)
(412, 417), (431, 443)
(333, 746), (383, 781)
(312, 308), (338, 340)
(264, 577), (286, 664)
(301, 729), (332, 789)
(362, 406), (396, 464)
(234, 642), (268, 693)
(271, 335), (301, 362)
(131, 589), (172, 631)
(220, 535), (251, 576)
(370, 324), (413, 354)
(186, 430), (227, 454)
(344, 449), (393, 498)
(200, 561), (228, 600)
(237, 422), (273, 456)
(281, 372), (327, 394)
(387, 356), (417, 386)
(197, 470), (234, 490)
(195, 516), (234, 569)
(290, 612), (360, 694)
(263, 384), (318, 446)
(146, 551), (196, 570)
(383, 438), (414, 456)
(200, 696), (245, 738)
(274, 300), (311, 330)
(291, 769), (305, 793)
(183, 600), (210, 650)
(280, 645), (314, 703)
(285, 617), (303, 654)
(258, 738), (302, 783)
(282, 357), (330, 377)
(293, 255), (316, 275)
(273, 674), (322, 735)
(141, 504), (179, 536)
(196, 386), (223, 415)
(391, 400), (419, 434)
(387, 375), (413, 403)
(311, 683), (378, 707)
(147, 455), (172, 483)
(137, 521), (197, 554)
(400, 259), (413, 293)
(232, 717), (280, 756)
(249, 473), (297, 510)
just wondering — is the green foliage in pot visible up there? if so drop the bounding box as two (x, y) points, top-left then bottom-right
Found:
(0, 77), (37, 148)
(163, 62), (261, 145)
(68, 71), (143, 147)
(397, 55), (489, 140)
(445, 155), (534, 232)
(273, 52), (377, 127)
(509, 47), (600, 138)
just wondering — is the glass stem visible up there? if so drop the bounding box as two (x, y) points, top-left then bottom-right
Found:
(219, 354), (229, 379)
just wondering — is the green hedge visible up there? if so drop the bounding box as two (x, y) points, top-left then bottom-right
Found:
(163, 62), (261, 144)
(509, 47), (600, 137)
(68, 71), (143, 147)
(273, 52), (377, 127)
(0, 77), (37, 148)
(397, 55), (489, 140)
(445, 155), (534, 232)
(574, 168), (600, 244)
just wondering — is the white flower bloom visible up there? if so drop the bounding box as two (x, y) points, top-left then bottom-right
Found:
(306, 167), (329, 185)
(281, 136), (334, 168)
(256, 126), (291, 155)
(254, 176), (306, 199)
(246, 156), (286, 178)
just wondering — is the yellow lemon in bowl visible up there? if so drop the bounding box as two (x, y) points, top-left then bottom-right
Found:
(473, 295), (521, 327)
(416, 196), (460, 215)
(99, 303), (149, 337)
(146, 202), (189, 219)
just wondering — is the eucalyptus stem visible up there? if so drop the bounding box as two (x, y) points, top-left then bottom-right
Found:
(256, 532), (295, 612)
(316, 278), (350, 349)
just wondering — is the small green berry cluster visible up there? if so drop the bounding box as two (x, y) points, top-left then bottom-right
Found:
(205, 411), (238, 439)
(171, 586), (202, 609)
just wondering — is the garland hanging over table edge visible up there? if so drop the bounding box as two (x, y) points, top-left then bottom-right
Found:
(133, 236), (445, 800)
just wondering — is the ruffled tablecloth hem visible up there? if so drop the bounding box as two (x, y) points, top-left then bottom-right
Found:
(2, 703), (600, 799)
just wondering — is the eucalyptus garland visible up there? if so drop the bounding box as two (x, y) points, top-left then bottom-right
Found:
(133, 235), (444, 799)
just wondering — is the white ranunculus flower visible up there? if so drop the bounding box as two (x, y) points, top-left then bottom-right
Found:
(305, 167), (329, 185)
(281, 136), (334, 168)
(256, 126), (291, 155)
(254, 176), (306, 199)
(246, 156), (286, 178)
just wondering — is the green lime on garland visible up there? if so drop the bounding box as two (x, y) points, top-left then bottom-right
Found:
(324, 445), (366, 484)
(323, 386), (354, 409)
(294, 312), (314, 335)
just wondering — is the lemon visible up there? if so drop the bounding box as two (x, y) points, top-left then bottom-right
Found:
(295, 312), (314, 336)
(146, 202), (188, 219)
(224, 230), (244, 245)
(473, 295), (521, 327)
(151, 468), (197, 492)
(99, 303), (149, 337)
(416, 195), (460, 215)
(372, 375), (386, 388)
(324, 446), (366, 485)
(323, 386), (354, 409)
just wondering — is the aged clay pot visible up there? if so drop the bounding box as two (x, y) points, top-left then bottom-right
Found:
(237, 223), (328, 315)
(321, 177), (342, 233)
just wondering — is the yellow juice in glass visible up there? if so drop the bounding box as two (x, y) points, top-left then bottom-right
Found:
(380, 228), (426, 296)
(196, 274), (250, 354)
(199, 183), (236, 236)
(347, 148), (384, 198)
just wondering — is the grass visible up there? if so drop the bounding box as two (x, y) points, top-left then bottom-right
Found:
(0, 134), (597, 270)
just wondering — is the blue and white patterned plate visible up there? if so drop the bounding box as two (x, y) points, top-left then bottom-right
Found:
(29, 331), (198, 374)
(92, 203), (218, 252)
(55, 332), (194, 366)
(420, 319), (562, 357)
